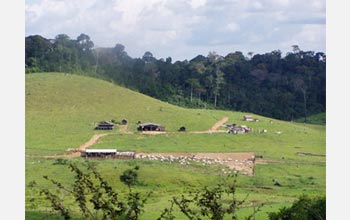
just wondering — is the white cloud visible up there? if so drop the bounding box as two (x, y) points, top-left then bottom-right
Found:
(279, 24), (326, 52)
(25, 0), (326, 61)
(190, 0), (207, 9)
(225, 22), (240, 32)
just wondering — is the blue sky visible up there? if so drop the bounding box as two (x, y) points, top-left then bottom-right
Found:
(25, 0), (326, 61)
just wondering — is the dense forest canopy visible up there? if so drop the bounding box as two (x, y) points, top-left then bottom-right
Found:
(25, 34), (326, 122)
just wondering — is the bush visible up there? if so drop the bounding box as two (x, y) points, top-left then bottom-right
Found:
(40, 161), (149, 220)
(120, 166), (139, 188)
(268, 194), (326, 220)
(158, 174), (262, 220)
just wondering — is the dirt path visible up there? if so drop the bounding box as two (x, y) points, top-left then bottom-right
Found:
(190, 117), (229, 134)
(26, 133), (109, 159)
(26, 117), (230, 158)
(210, 117), (229, 131)
(119, 124), (133, 134)
(77, 133), (109, 152)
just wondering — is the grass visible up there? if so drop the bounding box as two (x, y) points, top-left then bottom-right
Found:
(26, 73), (251, 155)
(25, 73), (326, 219)
(25, 157), (325, 220)
(295, 112), (326, 125)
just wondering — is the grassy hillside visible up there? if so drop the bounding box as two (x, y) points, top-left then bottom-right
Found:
(26, 73), (240, 155)
(25, 73), (326, 220)
(295, 112), (326, 125)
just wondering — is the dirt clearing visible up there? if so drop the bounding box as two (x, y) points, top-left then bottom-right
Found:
(136, 152), (256, 176)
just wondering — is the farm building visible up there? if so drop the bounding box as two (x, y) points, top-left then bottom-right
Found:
(228, 125), (252, 134)
(243, 115), (258, 122)
(95, 121), (115, 130)
(138, 123), (165, 131)
(82, 149), (135, 159)
(243, 115), (254, 121)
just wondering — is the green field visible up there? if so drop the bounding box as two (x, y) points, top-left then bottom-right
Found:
(25, 73), (326, 219)
(295, 112), (326, 125)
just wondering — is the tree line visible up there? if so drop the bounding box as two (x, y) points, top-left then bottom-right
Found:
(25, 33), (326, 122)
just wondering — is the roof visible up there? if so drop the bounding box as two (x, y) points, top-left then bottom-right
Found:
(85, 149), (117, 153)
(98, 121), (114, 125)
(139, 123), (162, 127)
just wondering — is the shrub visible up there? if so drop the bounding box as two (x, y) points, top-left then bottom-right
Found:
(268, 194), (326, 220)
(158, 174), (262, 220)
(40, 161), (149, 220)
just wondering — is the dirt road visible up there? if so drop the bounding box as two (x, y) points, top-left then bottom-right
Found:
(190, 117), (229, 134)
(210, 117), (229, 131)
(26, 117), (231, 158)
(26, 133), (109, 158)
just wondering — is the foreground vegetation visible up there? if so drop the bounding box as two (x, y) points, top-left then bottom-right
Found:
(26, 157), (325, 220)
(25, 73), (325, 219)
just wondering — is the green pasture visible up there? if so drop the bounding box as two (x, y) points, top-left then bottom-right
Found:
(25, 156), (325, 220)
(295, 112), (326, 125)
(26, 73), (255, 155)
(25, 73), (326, 219)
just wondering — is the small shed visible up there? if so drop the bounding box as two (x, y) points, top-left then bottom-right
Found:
(83, 149), (117, 158)
(82, 149), (135, 159)
(228, 125), (251, 134)
(95, 121), (114, 130)
(243, 115), (254, 121)
(243, 115), (258, 122)
(138, 123), (165, 131)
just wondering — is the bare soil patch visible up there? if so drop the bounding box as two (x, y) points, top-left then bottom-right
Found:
(190, 117), (229, 134)
(26, 117), (232, 159)
(296, 152), (325, 157)
(136, 152), (256, 176)
(118, 124), (133, 134)
(141, 131), (167, 135)
(26, 133), (110, 158)
(255, 158), (280, 164)
(139, 117), (230, 135)
(210, 117), (229, 131)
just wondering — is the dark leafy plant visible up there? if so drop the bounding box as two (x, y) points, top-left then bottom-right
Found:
(120, 166), (139, 189)
(158, 174), (263, 220)
(268, 194), (326, 220)
(40, 161), (149, 220)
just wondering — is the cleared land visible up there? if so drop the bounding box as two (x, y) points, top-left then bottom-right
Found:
(136, 152), (256, 175)
(26, 117), (257, 174)
(25, 73), (325, 220)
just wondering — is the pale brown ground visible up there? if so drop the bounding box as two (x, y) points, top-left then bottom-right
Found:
(140, 117), (229, 135)
(119, 124), (133, 134)
(189, 117), (230, 134)
(25, 118), (258, 176)
(136, 152), (256, 176)
(26, 124), (131, 158)
(26, 133), (109, 158)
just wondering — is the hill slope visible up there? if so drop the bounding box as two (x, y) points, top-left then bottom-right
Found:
(25, 72), (326, 219)
(25, 73), (249, 155)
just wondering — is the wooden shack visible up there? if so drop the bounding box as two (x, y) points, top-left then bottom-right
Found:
(82, 149), (135, 159)
(243, 115), (255, 121)
(83, 149), (117, 158)
(95, 121), (114, 130)
(137, 123), (165, 131)
(228, 125), (251, 134)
